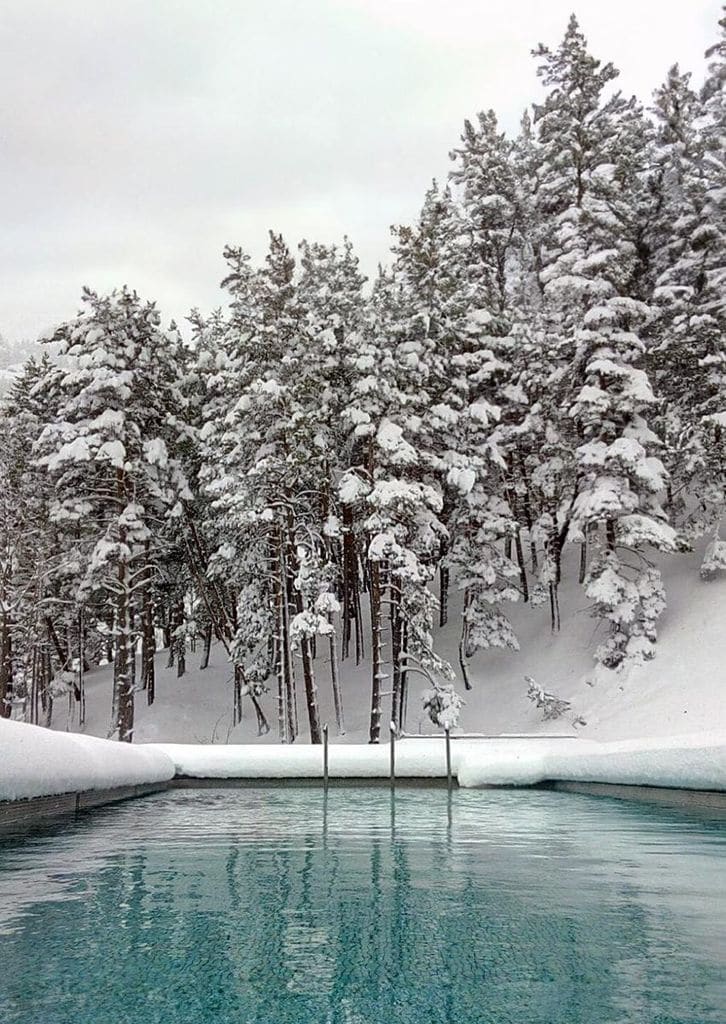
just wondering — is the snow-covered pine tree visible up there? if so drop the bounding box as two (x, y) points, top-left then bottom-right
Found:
(338, 212), (456, 739)
(35, 288), (191, 740)
(297, 237), (367, 732)
(446, 112), (525, 678)
(692, 12), (726, 547)
(647, 11), (726, 554)
(199, 241), (293, 739)
(338, 265), (406, 741)
(0, 357), (61, 720)
(694, 11), (726, 559)
(202, 233), (365, 742)
(377, 185), (466, 730)
(533, 17), (677, 668)
(646, 66), (705, 528)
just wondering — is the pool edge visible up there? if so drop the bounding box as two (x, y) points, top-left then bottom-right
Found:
(0, 781), (170, 832)
(3, 776), (725, 833)
(549, 780), (726, 813)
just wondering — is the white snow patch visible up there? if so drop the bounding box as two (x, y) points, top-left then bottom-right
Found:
(376, 419), (418, 465)
(96, 440), (126, 468)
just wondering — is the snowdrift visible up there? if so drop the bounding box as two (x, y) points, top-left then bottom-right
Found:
(0, 719), (175, 802)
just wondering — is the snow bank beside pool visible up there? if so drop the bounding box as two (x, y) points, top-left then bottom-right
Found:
(0, 720), (175, 802)
(457, 732), (726, 790)
(4, 723), (722, 805)
(155, 740), (449, 778)
(155, 731), (726, 791)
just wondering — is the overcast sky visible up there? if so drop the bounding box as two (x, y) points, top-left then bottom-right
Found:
(1, 0), (721, 346)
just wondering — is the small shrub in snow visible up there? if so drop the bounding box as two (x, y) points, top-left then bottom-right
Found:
(700, 535), (726, 579)
(525, 676), (571, 721)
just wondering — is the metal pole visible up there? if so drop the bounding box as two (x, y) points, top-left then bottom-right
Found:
(389, 721), (396, 790)
(323, 722), (329, 794)
(445, 725), (452, 795)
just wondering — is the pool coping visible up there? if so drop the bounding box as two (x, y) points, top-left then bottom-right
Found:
(3, 775), (726, 834)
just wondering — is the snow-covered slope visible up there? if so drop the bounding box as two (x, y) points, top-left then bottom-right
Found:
(0, 719), (174, 802)
(49, 542), (726, 745)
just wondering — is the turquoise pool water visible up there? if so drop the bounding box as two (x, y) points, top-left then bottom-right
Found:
(0, 788), (724, 1024)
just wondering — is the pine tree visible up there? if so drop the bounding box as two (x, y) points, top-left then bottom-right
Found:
(533, 17), (676, 667)
(0, 358), (60, 720)
(646, 65), (703, 527)
(35, 288), (191, 740)
(447, 115), (526, 674)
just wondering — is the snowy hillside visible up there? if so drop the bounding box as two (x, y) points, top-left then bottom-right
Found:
(49, 541), (726, 745)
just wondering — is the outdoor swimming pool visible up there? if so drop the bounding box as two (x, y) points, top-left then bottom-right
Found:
(0, 788), (724, 1023)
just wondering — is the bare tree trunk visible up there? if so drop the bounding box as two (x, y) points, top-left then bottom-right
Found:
(200, 622), (212, 671)
(514, 530), (529, 603)
(278, 531), (296, 742)
(250, 691), (270, 735)
(516, 449), (539, 573)
(0, 604), (13, 719)
(548, 582), (561, 633)
(141, 583), (156, 704)
(438, 566), (450, 628)
(233, 664), (243, 726)
(42, 647), (53, 728)
(342, 505), (355, 661)
(400, 619), (409, 730)
(354, 580), (365, 665)
(78, 609), (86, 727)
(45, 615), (70, 670)
(115, 560), (134, 743)
(390, 583), (404, 729)
(579, 539), (588, 585)
(458, 587), (473, 691)
(163, 615), (172, 652)
(274, 551), (289, 742)
(175, 601), (186, 678)
(328, 614), (345, 734)
(300, 636), (322, 744)
(368, 560), (383, 743)
(30, 645), (38, 724)
(166, 606), (175, 669)
(114, 467), (134, 743)
(606, 519), (616, 552)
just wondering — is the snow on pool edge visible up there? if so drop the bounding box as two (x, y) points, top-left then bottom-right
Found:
(456, 733), (726, 789)
(3, 721), (723, 801)
(0, 720), (175, 802)
(154, 732), (726, 791)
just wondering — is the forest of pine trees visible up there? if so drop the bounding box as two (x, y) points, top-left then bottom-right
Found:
(1, 13), (724, 743)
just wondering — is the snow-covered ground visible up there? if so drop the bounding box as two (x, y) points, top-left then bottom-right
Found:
(0, 719), (174, 802)
(49, 543), (726, 747)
